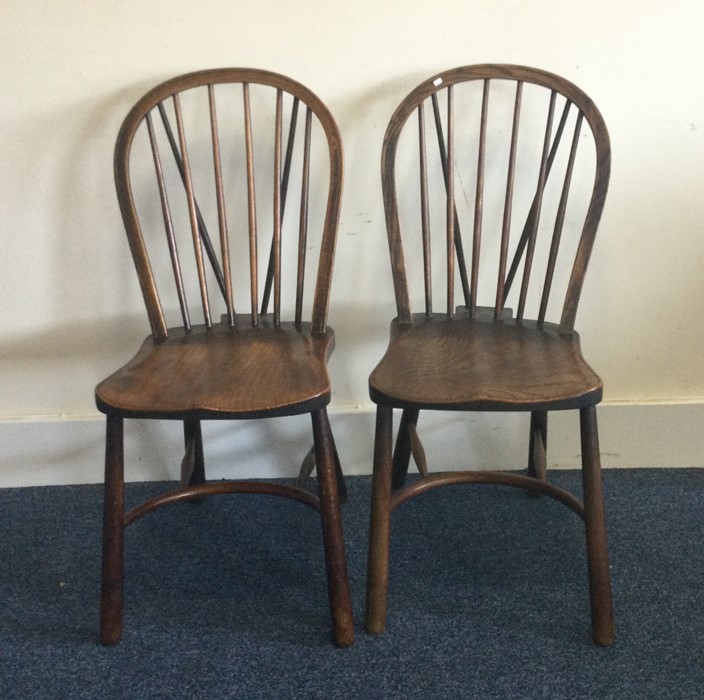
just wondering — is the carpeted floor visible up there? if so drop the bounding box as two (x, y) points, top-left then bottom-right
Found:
(1, 469), (703, 699)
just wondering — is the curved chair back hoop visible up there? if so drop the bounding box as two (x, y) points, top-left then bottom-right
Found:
(381, 64), (611, 333)
(114, 68), (343, 339)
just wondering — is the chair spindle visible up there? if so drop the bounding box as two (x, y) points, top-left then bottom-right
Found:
(295, 107), (313, 326)
(495, 81), (523, 318)
(272, 89), (283, 326)
(516, 90), (557, 321)
(262, 97), (300, 318)
(503, 98), (572, 306)
(243, 83), (259, 326)
(538, 111), (584, 324)
(445, 85), (455, 317)
(156, 103), (228, 306)
(145, 112), (191, 332)
(470, 79), (490, 319)
(173, 94), (212, 329)
(431, 93), (471, 311)
(207, 85), (236, 326)
(417, 105), (432, 316)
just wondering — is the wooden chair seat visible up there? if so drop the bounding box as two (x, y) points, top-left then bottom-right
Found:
(369, 315), (601, 412)
(96, 321), (334, 419)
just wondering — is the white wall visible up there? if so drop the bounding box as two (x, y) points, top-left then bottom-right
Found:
(1, 1), (703, 485)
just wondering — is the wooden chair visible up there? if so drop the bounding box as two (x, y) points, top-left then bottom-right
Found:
(96, 68), (353, 647)
(365, 64), (614, 645)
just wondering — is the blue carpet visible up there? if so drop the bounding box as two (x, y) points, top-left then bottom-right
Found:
(1, 469), (703, 699)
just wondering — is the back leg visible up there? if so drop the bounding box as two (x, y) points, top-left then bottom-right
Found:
(392, 408), (421, 488)
(182, 418), (205, 487)
(311, 409), (354, 647)
(528, 410), (548, 483)
(297, 435), (348, 504)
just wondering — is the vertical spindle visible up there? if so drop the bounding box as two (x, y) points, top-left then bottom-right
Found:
(243, 83), (259, 326)
(495, 81), (522, 319)
(208, 85), (235, 326)
(295, 107), (313, 326)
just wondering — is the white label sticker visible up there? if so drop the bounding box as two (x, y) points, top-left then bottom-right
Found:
(433, 77), (443, 86)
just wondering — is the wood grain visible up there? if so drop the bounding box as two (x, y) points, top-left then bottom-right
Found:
(96, 320), (334, 419)
(370, 315), (601, 411)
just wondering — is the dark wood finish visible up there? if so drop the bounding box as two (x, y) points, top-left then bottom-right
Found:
(528, 410), (548, 483)
(365, 405), (394, 634)
(100, 415), (124, 645)
(297, 437), (349, 504)
(390, 407), (419, 488)
(366, 64), (614, 644)
(312, 409), (354, 647)
(181, 418), (205, 488)
(98, 68), (352, 647)
(389, 469), (585, 516)
(96, 321), (335, 420)
(370, 315), (602, 412)
(580, 405), (615, 645)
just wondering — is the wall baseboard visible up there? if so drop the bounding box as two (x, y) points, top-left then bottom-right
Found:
(1, 402), (703, 488)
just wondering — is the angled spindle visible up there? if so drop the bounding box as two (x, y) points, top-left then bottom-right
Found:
(431, 93), (471, 310)
(516, 90), (556, 321)
(503, 98), (572, 304)
(262, 97), (300, 316)
(145, 112), (191, 332)
(156, 103), (228, 303)
(538, 111), (584, 324)
(173, 94), (212, 328)
(207, 85), (235, 326)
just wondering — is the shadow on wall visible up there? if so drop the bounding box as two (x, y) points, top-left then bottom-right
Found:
(0, 298), (395, 417)
(7, 86), (151, 331)
(0, 309), (379, 484)
(0, 315), (150, 417)
(326, 300), (396, 410)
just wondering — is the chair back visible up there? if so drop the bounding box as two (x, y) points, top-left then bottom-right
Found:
(114, 68), (343, 339)
(381, 64), (610, 333)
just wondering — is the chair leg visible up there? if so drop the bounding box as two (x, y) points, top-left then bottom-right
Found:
(182, 418), (205, 488)
(392, 408), (419, 488)
(365, 405), (394, 634)
(100, 415), (125, 645)
(330, 432), (349, 504)
(580, 405), (615, 646)
(311, 409), (354, 647)
(528, 410), (548, 481)
(296, 437), (348, 504)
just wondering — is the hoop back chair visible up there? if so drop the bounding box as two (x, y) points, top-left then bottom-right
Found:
(366, 65), (614, 645)
(96, 68), (353, 647)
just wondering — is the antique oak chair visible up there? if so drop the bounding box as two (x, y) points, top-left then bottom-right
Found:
(365, 65), (614, 645)
(96, 69), (353, 647)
